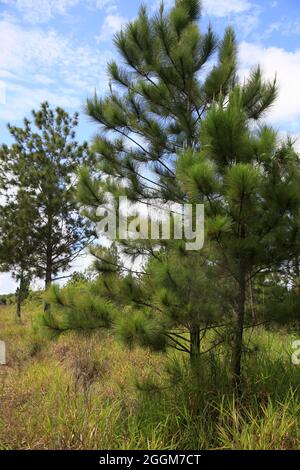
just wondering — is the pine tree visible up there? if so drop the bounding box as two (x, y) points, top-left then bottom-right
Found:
(42, 1), (285, 381)
(0, 102), (93, 300)
(83, 0), (275, 208)
(77, 0), (277, 358)
(84, 0), (239, 208)
(176, 87), (300, 386)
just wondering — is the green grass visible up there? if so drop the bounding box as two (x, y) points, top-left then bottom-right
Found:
(0, 302), (300, 449)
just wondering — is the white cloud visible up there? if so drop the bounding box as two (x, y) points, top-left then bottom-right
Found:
(265, 18), (300, 37)
(94, 0), (117, 12)
(0, 16), (112, 120)
(0, 252), (94, 294)
(1, 0), (119, 24)
(33, 74), (55, 85)
(294, 136), (300, 152)
(0, 19), (69, 71)
(203, 0), (251, 17)
(96, 13), (128, 42)
(239, 42), (300, 125)
(235, 10), (261, 37)
(150, 0), (253, 16)
(1, 0), (80, 24)
(0, 83), (81, 121)
(203, 0), (263, 37)
(0, 16), (109, 80)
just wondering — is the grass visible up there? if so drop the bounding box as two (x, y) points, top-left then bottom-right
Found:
(0, 301), (300, 449)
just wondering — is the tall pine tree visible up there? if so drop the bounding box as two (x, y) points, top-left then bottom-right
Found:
(77, 0), (277, 359)
(0, 102), (93, 295)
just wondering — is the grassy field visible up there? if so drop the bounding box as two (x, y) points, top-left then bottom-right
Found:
(1, 301), (300, 450)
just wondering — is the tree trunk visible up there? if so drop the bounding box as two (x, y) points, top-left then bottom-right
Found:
(15, 275), (23, 320)
(232, 264), (246, 390)
(45, 265), (52, 289)
(190, 323), (200, 362)
(44, 254), (53, 313)
(294, 257), (300, 289)
(16, 294), (21, 320)
(44, 210), (53, 313)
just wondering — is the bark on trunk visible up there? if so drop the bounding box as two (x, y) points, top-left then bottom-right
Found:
(16, 295), (21, 320)
(44, 210), (53, 313)
(16, 275), (23, 320)
(45, 267), (52, 289)
(44, 258), (53, 313)
(190, 324), (200, 362)
(232, 265), (246, 390)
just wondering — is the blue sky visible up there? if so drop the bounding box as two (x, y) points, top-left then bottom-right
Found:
(0, 0), (300, 293)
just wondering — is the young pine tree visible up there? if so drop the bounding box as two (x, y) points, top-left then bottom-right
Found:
(176, 88), (300, 386)
(42, 1), (281, 376)
(83, 0), (275, 205)
(77, 0), (277, 359)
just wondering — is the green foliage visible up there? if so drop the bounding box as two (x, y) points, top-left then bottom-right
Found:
(39, 282), (115, 334)
(203, 27), (237, 102)
(0, 191), (38, 281)
(177, 89), (300, 277)
(241, 66), (277, 120)
(34, 0), (300, 390)
(176, 83), (300, 382)
(115, 309), (167, 351)
(0, 102), (93, 290)
(68, 0), (299, 383)
(82, 0), (246, 212)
